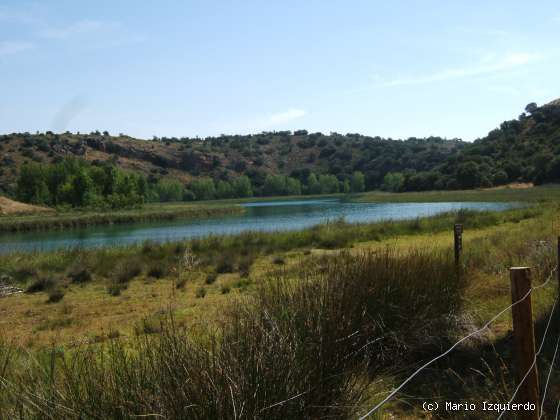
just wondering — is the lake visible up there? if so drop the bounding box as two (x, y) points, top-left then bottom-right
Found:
(0, 199), (517, 254)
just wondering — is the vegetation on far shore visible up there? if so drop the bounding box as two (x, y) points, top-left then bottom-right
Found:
(2, 101), (560, 204)
(2, 182), (558, 233)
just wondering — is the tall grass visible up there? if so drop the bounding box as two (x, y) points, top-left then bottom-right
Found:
(0, 249), (464, 419)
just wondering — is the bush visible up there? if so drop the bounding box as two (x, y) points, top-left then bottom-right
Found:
(215, 258), (234, 274)
(238, 258), (252, 278)
(147, 265), (167, 279)
(134, 318), (162, 335)
(272, 256), (285, 265)
(220, 285), (231, 294)
(205, 272), (218, 285)
(195, 287), (207, 298)
(26, 277), (56, 293)
(114, 261), (142, 283)
(46, 289), (65, 303)
(107, 282), (127, 296)
(68, 267), (92, 284)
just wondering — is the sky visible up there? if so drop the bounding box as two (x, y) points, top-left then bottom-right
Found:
(0, 1), (559, 141)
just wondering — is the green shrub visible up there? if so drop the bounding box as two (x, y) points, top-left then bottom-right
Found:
(13, 268), (37, 282)
(272, 255), (285, 265)
(134, 318), (162, 335)
(147, 265), (167, 279)
(205, 272), (218, 285)
(215, 258), (234, 274)
(107, 282), (127, 296)
(68, 267), (92, 284)
(26, 277), (56, 293)
(114, 260), (142, 283)
(238, 258), (252, 278)
(195, 287), (207, 298)
(46, 289), (65, 303)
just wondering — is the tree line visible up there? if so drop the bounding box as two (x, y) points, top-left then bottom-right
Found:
(16, 158), (366, 208)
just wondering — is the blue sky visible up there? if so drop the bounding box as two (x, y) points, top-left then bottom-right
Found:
(1, 1), (559, 141)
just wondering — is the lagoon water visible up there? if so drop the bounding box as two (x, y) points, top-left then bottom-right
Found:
(0, 199), (516, 254)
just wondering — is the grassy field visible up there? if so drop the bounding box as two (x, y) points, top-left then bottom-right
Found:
(0, 185), (559, 418)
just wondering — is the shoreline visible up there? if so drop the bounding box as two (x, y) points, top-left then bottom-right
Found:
(0, 183), (557, 234)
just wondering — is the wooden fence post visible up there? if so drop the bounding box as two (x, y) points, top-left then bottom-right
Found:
(557, 237), (560, 293)
(510, 267), (539, 420)
(454, 224), (463, 266)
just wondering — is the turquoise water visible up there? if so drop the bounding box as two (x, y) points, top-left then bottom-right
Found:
(0, 199), (516, 254)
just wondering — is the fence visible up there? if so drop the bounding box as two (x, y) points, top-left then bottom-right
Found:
(359, 228), (560, 420)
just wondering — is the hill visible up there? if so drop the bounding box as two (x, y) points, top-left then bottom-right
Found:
(0, 132), (464, 198)
(423, 99), (560, 190)
(0, 99), (559, 199)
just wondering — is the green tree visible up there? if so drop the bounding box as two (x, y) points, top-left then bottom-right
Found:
(263, 175), (286, 196)
(190, 178), (216, 200)
(456, 162), (482, 189)
(381, 172), (404, 192)
(70, 169), (94, 207)
(318, 174), (339, 194)
(216, 180), (234, 199)
(285, 177), (302, 195)
(16, 164), (49, 204)
(350, 171), (365, 192)
(306, 173), (321, 194)
(155, 180), (184, 202)
(231, 175), (253, 197)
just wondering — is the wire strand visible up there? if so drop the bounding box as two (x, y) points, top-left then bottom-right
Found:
(358, 265), (557, 419)
(539, 332), (560, 419)
(497, 291), (559, 420)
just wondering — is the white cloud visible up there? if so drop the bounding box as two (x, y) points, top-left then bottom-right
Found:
(372, 52), (542, 88)
(0, 41), (34, 56)
(264, 109), (307, 126)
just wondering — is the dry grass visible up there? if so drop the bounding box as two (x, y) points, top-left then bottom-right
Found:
(0, 196), (53, 216)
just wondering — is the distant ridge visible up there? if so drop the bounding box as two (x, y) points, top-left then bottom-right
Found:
(1, 100), (560, 196)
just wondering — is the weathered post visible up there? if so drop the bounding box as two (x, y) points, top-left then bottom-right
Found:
(454, 224), (463, 266)
(510, 267), (539, 420)
(557, 237), (560, 293)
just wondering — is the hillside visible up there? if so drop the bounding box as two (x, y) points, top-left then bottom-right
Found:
(0, 132), (463, 198)
(0, 99), (559, 198)
(428, 99), (560, 189)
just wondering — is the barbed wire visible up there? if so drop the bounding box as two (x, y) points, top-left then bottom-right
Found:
(496, 291), (559, 419)
(358, 265), (557, 419)
(539, 331), (560, 419)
